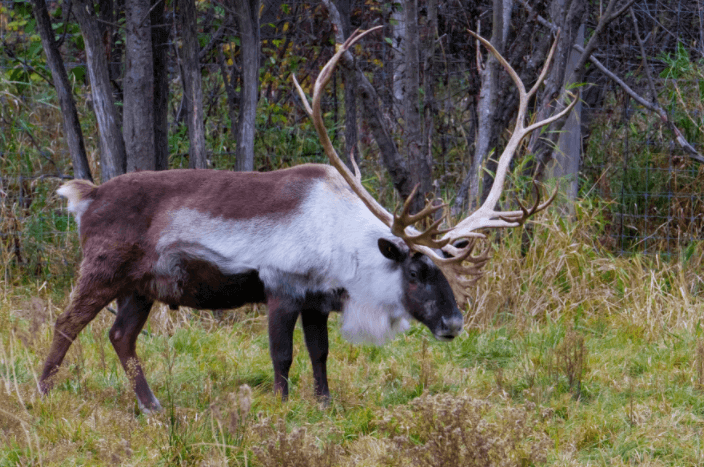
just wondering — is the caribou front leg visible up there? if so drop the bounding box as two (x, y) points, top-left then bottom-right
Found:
(266, 295), (300, 399)
(301, 309), (330, 401)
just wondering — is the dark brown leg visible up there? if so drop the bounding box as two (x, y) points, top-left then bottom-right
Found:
(301, 309), (330, 400)
(267, 296), (300, 399)
(39, 278), (118, 394)
(109, 291), (160, 413)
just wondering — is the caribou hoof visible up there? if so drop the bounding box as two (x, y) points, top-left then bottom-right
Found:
(137, 397), (163, 415)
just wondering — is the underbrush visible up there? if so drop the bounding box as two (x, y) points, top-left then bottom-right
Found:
(1, 201), (703, 466)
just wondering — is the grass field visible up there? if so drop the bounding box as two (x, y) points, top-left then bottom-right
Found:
(1, 199), (703, 466)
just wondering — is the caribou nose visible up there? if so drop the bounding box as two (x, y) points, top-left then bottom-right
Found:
(441, 315), (464, 337)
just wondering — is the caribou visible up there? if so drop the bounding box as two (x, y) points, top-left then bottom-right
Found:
(39, 28), (575, 412)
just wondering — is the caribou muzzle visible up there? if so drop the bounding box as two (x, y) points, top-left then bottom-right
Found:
(433, 314), (464, 341)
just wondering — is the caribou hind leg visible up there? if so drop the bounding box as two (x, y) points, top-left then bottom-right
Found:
(301, 309), (330, 400)
(109, 291), (160, 413)
(39, 273), (120, 394)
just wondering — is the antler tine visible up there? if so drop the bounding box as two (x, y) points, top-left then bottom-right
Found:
(527, 30), (561, 99)
(539, 181), (560, 210)
(292, 75), (313, 116)
(499, 180), (541, 224)
(467, 30), (527, 104)
(314, 27), (379, 96)
(392, 182), (422, 231)
(392, 184), (442, 228)
(400, 200), (447, 227)
(441, 241), (494, 303)
(440, 237), (492, 266)
(439, 236), (482, 259)
(390, 183), (451, 249)
(524, 89), (579, 134)
(402, 216), (452, 249)
(498, 181), (560, 225)
(349, 149), (362, 183)
(499, 180), (540, 225)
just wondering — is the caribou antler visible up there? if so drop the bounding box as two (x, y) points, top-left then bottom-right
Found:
(293, 27), (578, 305)
(292, 27), (450, 250)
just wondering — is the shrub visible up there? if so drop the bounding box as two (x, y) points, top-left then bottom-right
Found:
(379, 393), (550, 467)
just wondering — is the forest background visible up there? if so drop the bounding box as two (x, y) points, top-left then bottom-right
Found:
(1, 0), (704, 465)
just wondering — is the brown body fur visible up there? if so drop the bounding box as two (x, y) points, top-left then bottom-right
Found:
(41, 166), (329, 410)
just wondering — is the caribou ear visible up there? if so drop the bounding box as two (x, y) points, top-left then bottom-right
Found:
(378, 238), (407, 263)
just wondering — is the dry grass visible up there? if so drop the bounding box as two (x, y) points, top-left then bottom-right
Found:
(474, 198), (704, 332)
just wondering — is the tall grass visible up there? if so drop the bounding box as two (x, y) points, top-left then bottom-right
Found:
(1, 198), (703, 465)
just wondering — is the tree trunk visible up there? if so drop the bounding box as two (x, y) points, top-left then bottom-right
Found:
(422, 0), (438, 206)
(217, 28), (239, 154)
(545, 23), (584, 210)
(73, 0), (126, 180)
(390, 1), (406, 120)
(124, 0), (155, 172)
(98, 0), (123, 110)
(178, 0), (207, 169)
(527, 0), (587, 172)
(322, 0), (413, 200)
(232, 0), (260, 172)
(335, 0), (357, 169)
(455, 0), (511, 213)
(404, 0), (432, 212)
(152, 0), (170, 170)
(32, 0), (93, 182)
(100, 0), (124, 98)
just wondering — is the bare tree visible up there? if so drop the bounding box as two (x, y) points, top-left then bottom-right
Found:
(545, 23), (584, 207)
(422, 0), (438, 189)
(231, 0), (260, 172)
(454, 0), (514, 212)
(123, 0), (155, 172)
(322, 0), (414, 199)
(217, 17), (238, 156)
(152, 0), (170, 171)
(31, 0), (93, 182)
(178, 0), (208, 169)
(73, 0), (126, 180)
(404, 0), (432, 212)
(390, 0), (405, 121)
(97, 0), (123, 106)
(334, 0), (358, 168)
(525, 0), (588, 174)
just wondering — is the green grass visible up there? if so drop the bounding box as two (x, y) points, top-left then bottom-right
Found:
(1, 204), (703, 465)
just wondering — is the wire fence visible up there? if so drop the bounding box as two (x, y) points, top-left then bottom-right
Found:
(579, 91), (704, 255)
